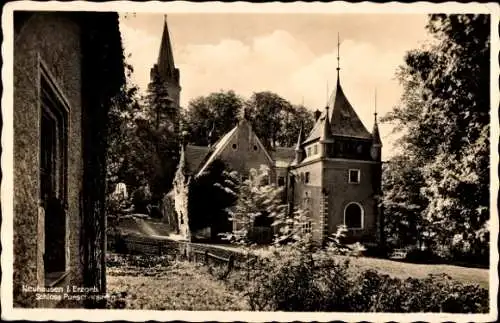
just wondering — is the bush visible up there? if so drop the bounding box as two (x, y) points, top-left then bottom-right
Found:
(240, 249), (489, 313)
(404, 248), (443, 264)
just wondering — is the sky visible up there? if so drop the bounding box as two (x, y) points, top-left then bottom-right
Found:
(119, 13), (432, 157)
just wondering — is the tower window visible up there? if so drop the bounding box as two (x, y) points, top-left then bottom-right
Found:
(313, 144), (318, 155)
(305, 172), (310, 184)
(348, 169), (360, 184)
(278, 176), (285, 186)
(344, 202), (364, 229)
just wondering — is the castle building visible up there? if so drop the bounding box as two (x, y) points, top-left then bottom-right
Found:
(159, 17), (383, 246)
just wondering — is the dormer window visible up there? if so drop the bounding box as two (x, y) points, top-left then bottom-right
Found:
(313, 144), (318, 155)
(348, 169), (360, 184)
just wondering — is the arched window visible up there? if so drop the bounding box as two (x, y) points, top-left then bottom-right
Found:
(344, 202), (364, 229)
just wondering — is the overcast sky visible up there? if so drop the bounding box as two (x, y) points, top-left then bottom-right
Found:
(119, 13), (432, 157)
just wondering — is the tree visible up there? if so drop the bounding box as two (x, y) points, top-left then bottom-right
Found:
(142, 71), (180, 199)
(277, 104), (315, 147)
(188, 159), (239, 240)
(383, 14), (490, 261)
(183, 90), (243, 146)
(245, 91), (292, 150)
(224, 165), (288, 245)
(381, 156), (429, 249)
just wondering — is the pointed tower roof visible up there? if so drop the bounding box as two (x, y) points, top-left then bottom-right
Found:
(372, 116), (382, 145)
(327, 33), (371, 139)
(156, 16), (178, 82)
(327, 77), (371, 139)
(321, 105), (333, 142)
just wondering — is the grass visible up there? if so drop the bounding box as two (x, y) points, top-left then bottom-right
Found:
(340, 255), (489, 289)
(106, 255), (248, 310)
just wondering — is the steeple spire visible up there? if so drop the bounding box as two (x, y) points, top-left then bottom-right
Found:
(156, 15), (178, 82)
(336, 32), (341, 77)
(321, 105), (333, 143)
(372, 88), (382, 145)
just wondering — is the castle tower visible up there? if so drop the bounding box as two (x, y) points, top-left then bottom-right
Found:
(291, 34), (383, 246)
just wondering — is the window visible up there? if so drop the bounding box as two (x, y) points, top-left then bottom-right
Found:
(232, 143), (237, 150)
(307, 146), (311, 156)
(348, 169), (360, 184)
(253, 144), (258, 151)
(313, 144), (318, 155)
(344, 202), (364, 229)
(278, 176), (285, 186)
(305, 172), (310, 184)
(302, 220), (312, 234)
(39, 63), (69, 286)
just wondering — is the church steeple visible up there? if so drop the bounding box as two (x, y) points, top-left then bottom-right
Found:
(154, 15), (179, 83)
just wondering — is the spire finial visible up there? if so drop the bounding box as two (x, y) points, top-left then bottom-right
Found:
(374, 88), (378, 120)
(326, 81), (329, 105)
(336, 32), (341, 73)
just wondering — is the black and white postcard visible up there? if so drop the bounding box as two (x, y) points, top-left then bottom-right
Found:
(1, 1), (498, 322)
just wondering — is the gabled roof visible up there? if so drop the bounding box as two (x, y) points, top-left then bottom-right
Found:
(328, 78), (371, 139)
(185, 145), (211, 174)
(196, 126), (238, 176)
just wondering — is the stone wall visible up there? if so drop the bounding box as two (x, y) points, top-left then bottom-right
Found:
(13, 12), (83, 307)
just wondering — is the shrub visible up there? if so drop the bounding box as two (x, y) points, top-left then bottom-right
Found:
(240, 250), (489, 313)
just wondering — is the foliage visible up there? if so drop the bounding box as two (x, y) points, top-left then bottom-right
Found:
(381, 155), (429, 249)
(106, 65), (180, 210)
(276, 104), (315, 147)
(241, 249), (489, 312)
(245, 91), (314, 149)
(382, 14), (490, 262)
(183, 90), (244, 146)
(188, 159), (239, 239)
(223, 165), (287, 245)
(183, 90), (315, 149)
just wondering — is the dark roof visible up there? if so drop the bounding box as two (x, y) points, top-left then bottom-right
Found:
(328, 77), (371, 139)
(185, 145), (211, 174)
(303, 109), (328, 144)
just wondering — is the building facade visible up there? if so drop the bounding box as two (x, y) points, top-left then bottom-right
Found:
(13, 11), (125, 307)
(157, 18), (383, 246)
